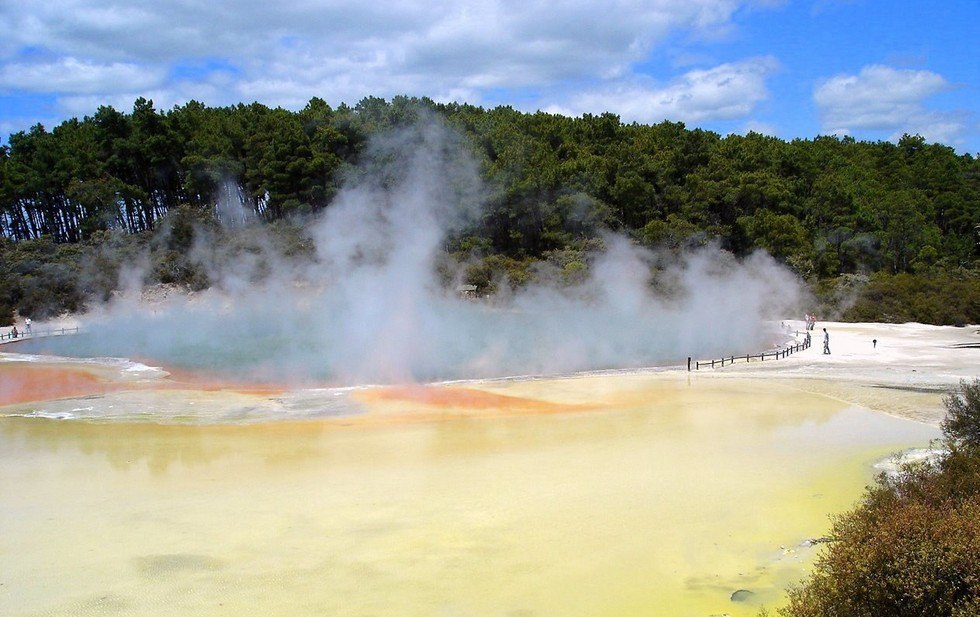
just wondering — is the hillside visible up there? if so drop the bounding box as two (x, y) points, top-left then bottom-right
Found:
(2, 97), (978, 324)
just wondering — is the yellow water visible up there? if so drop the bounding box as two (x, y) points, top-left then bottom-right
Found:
(0, 374), (938, 617)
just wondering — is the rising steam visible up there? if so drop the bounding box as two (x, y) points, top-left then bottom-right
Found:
(27, 118), (804, 385)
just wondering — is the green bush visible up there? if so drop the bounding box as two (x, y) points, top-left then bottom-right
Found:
(0, 303), (13, 327)
(777, 451), (980, 617)
(0, 237), (85, 318)
(841, 272), (980, 325)
(943, 379), (980, 449)
(775, 380), (980, 617)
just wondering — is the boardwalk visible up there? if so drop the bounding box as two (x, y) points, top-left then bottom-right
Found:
(689, 332), (812, 370)
(0, 326), (79, 345)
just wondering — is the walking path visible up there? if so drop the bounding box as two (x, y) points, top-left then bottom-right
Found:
(700, 321), (980, 424)
(0, 325), (79, 345)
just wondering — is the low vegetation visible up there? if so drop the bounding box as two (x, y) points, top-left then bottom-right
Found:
(773, 379), (980, 617)
(943, 379), (980, 449)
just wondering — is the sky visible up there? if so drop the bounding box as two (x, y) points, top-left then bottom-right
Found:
(0, 0), (977, 154)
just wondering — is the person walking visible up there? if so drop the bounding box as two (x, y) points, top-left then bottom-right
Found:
(822, 328), (831, 355)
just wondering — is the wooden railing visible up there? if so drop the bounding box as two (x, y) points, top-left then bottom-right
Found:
(0, 326), (80, 343)
(688, 334), (811, 371)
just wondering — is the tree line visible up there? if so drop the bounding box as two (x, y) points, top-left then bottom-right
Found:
(1, 96), (979, 322)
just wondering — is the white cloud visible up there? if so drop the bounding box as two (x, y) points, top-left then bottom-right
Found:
(741, 120), (779, 137)
(2, 1), (751, 66)
(0, 1), (774, 110)
(0, 119), (25, 138)
(0, 57), (163, 94)
(890, 113), (971, 147)
(813, 64), (966, 145)
(547, 57), (778, 125)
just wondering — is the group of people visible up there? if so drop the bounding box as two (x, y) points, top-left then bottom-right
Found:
(805, 314), (877, 356)
(4, 318), (31, 340)
(804, 312), (817, 331)
(803, 312), (830, 354)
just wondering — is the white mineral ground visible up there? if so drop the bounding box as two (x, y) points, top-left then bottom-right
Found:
(698, 320), (980, 425)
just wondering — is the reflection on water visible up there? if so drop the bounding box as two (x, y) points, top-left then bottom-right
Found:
(0, 375), (938, 617)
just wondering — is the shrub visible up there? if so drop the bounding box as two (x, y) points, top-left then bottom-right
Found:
(943, 379), (980, 449)
(775, 380), (980, 617)
(842, 272), (980, 325)
(777, 452), (980, 617)
(0, 303), (13, 327)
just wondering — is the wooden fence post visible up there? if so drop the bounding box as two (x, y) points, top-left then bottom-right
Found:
(691, 331), (812, 372)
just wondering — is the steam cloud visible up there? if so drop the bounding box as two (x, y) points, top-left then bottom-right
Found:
(29, 118), (804, 385)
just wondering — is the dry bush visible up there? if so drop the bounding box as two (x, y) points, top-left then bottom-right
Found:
(776, 381), (980, 617)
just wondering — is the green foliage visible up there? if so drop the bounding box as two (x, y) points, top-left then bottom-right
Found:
(462, 254), (534, 293)
(737, 208), (811, 261)
(1, 97), (979, 322)
(77, 229), (141, 301)
(777, 455), (980, 617)
(0, 303), (13, 327)
(640, 214), (707, 250)
(560, 259), (587, 286)
(776, 382), (980, 617)
(842, 271), (980, 325)
(0, 236), (84, 318)
(943, 379), (980, 449)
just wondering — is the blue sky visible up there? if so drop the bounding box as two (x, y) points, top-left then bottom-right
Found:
(0, 0), (977, 154)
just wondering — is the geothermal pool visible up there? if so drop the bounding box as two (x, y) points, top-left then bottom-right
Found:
(0, 359), (938, 617)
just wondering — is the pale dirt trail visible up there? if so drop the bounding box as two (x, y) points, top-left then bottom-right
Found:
(691, 321), (980, 425)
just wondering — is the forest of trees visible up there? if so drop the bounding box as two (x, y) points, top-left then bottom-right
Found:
(2, 96), (979, 323)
